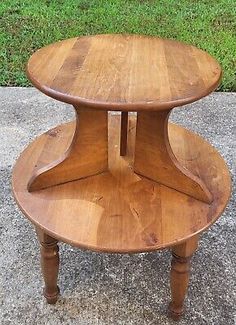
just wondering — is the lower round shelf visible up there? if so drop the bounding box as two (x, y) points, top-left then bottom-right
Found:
(12, 115), (231, 253)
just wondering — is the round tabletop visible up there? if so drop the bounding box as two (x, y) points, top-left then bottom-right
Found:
(27, 34), (222, 111)
(12, 115), (231, 253)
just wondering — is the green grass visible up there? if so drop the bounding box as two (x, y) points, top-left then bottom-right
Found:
(0, 0), (235, 91)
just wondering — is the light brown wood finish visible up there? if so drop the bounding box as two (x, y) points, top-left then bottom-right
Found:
(134, 111), (212, 203)
(28, 107), (108, 191)
(12, 115), (231, 253)
(13, 34), (231, 318)
(169, 235), (199, 320)
(27, 34), (222, 111)
(36, 228), (60, 304)
(120, 112), (128, 156)
(26, 34), (222, 201)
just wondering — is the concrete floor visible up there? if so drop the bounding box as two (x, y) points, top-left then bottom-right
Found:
(0, 88), (235, 325)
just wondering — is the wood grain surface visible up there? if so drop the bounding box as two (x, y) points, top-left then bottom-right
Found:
(28, 107), (108, 191)
(36, 229), (60, 304)
(134, 110), (212, 203)
(26, 34), (222, 111)
(12, 115), (231, 253)
(169, 235), (199, 320)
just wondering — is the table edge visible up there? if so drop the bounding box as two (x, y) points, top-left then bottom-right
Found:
(26, 34), (222, 111)
(11, 120), (232, 253)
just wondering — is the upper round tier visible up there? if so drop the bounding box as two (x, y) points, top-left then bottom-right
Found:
(27, 34), (222, 111)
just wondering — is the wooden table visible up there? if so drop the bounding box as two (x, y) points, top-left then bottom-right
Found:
(12, 34), (231, 320)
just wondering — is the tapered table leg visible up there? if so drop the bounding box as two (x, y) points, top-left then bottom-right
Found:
(168, 236), (199, 320)
(36, 228), (60, 304)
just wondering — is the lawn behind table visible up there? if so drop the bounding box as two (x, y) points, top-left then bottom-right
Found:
(0, 0), (235, 91)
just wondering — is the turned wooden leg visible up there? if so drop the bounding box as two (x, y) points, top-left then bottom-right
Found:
(36, 228), (60, 304)
(168, 236), (199, 320)
(120, 111), (128, 156)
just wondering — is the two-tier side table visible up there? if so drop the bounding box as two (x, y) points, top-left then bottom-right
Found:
(12, 34), (231, 320)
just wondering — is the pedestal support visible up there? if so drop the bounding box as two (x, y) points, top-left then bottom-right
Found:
(28, 106), (108, 191)
(134, 110), (212, 203)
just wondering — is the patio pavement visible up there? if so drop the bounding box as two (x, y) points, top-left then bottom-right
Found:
(0, 87), (235, 325)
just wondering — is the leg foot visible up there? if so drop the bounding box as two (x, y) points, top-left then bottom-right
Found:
(168, 303), (183, 321)
(43, 285), (60, 304)
(168, 236), (199, 320)
(36, 228), (60, 304)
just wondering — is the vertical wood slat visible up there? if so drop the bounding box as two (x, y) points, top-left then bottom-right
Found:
(120, 111), (128, 156)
